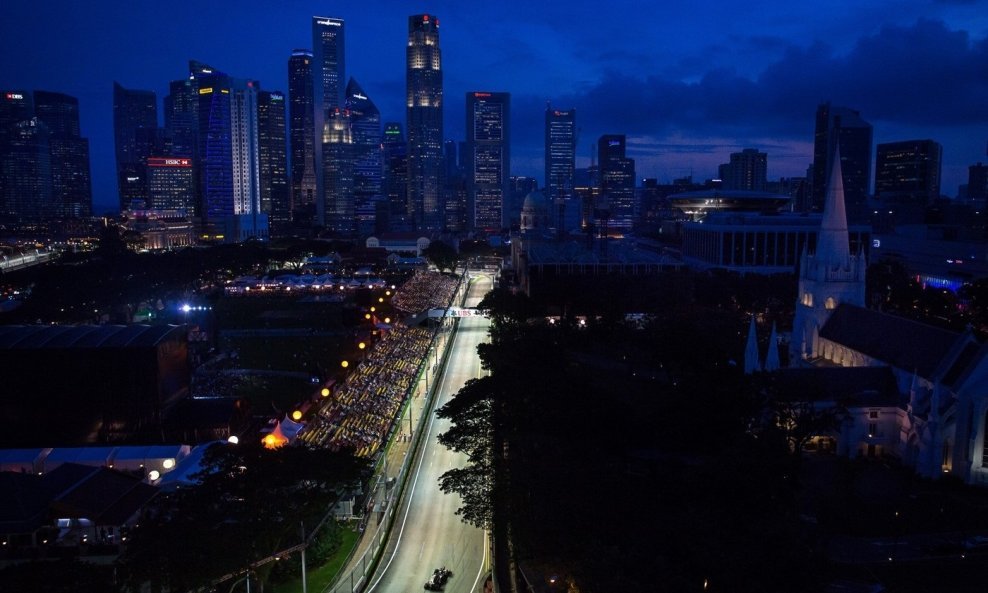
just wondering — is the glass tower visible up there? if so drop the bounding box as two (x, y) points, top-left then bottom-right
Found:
(113, 82), (157, 211)
(312, 17), (345, 227)
(34, 90), (92, 217)
(597, 135), (635, 235)
(466, 91), (510, 232)
(812, 103), (872, 215)
(383, 122), (409, 231)
(406, 14), (443, 231)
(258, 90), (289, 235)
(288, 49), (317, 226)
(346, 77), (382, 234)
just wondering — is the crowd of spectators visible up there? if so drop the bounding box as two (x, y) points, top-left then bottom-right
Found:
(391, 270), (459, 314)
(296, 271), (460, 457)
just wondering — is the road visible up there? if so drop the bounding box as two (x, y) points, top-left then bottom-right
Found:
(366, 273), (492, 593)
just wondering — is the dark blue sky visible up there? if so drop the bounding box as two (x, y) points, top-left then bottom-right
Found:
(2, 0), (987, 214)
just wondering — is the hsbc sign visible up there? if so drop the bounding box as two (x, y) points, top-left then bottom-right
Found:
(149, 157), (192, 167)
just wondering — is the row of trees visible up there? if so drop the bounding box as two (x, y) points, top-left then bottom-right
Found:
(436, 287), (833, 592)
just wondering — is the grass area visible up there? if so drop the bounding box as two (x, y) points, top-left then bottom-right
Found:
(271, 522), (362, 593)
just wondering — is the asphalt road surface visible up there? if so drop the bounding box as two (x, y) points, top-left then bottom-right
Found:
(366, 273), (492, 593)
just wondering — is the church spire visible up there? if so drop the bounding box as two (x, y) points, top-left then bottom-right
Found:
(744, 316), (761, 374)
(764, 322), (781, 371)
(815, 146), (851, 266)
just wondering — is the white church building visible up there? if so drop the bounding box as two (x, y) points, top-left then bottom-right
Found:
(753, 150), (988, 486)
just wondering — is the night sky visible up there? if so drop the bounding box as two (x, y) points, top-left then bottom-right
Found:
(2, 0), (987, 215)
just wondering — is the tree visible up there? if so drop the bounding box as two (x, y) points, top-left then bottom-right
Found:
(436, 378), (495, 528)
(422, 240), (459, 273)
(119, 441), (368, 591)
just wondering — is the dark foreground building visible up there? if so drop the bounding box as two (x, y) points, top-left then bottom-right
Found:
(0, 325), (189, 447)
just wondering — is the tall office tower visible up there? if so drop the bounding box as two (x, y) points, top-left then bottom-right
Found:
(113, 82), (157, 211)
(322, 108), (354, 235)
(382, 123), (410, 231)
(288, 49), (317, 226)
(811, 103), (872, 215)
(968, 163), (988, 205)
(147, 157), (194, 211)
(0, 91), (35, 210)
(345, 78), (382, 228)
(1, 118), (52, 222)
(441, 139), (465, 232)
(874, 140), (942, 208)
(406, 14), (444, 232)
(33, 91), (92, 217)
(164, 78), (198, 159)
(597, 135), (636, 234)
(312, 17), (345, 228)
(257, 90), (289, 235)
(544, 104), (576, 203)
(465, 92), (510, 232)
(197, 70), (265, 241)
(722, 148), (767, 191)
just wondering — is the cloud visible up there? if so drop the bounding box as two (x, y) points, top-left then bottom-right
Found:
(501, 19), (988, 182)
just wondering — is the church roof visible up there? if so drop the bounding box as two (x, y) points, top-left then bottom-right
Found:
(773, 366), (901, 407)
(819, 305), (962, 380)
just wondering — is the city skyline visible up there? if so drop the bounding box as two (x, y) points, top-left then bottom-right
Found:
(2, 1), (987, 214)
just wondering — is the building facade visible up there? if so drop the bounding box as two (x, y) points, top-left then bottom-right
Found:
(597, 135), (635, 235)
(406, 14), (444, 232)
(721, 148), (767, 191)
(322, 108), (354, 235)
(545, 105), (576, 225)
(382, 122), (409, 232)
(346, 78), (382, 235)
(146, 157), (194, 212)
(466, 91), (510, 233)
(811, 103), (872, 216)
(257, 90), (289, 235)
(113, 82), (158, 211)
(288, 49), (317, 227)
(312, 16), (345, 228)
(196, 71), (266, 241)
(874, 139), (942, 218)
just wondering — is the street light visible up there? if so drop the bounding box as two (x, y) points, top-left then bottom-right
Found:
(320, 387), (330, 398)
(341, 360), (349, 369)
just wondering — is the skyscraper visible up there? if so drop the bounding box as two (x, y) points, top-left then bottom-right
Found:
(0, 91), (34, 213)
(406, 14), (443, 232)
(721, 148), (767, 191)
(147, 157), (194, 211)
(968, 163), (988, 205)
(545, 104), (576, 204)
(288, 49), (317, 227)
(874, 139), (942, 208)
(466, 91), (510, 232)
(33, 91), (92, 217)
(258, 90), (289, 235)
(812, 103), (872, 215)
(113, 82), (157, 211)
(164, 78), (198, 160)
(312, 17), (345, 228)
(2, 117), (52, 222)
(597, 135), (635, 234)
(322, 108), (354, 235)
(382, 122), (409, 231)
(346, 77), (382, 234)
(196, 70), (265, 241)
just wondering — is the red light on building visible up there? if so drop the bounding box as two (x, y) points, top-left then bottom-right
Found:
(474, 92), (492, 97)
(423, 15), (429, 22)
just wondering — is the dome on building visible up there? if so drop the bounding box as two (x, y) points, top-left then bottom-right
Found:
(521, 191), (550, 233)
(522, 191), (548, 212)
